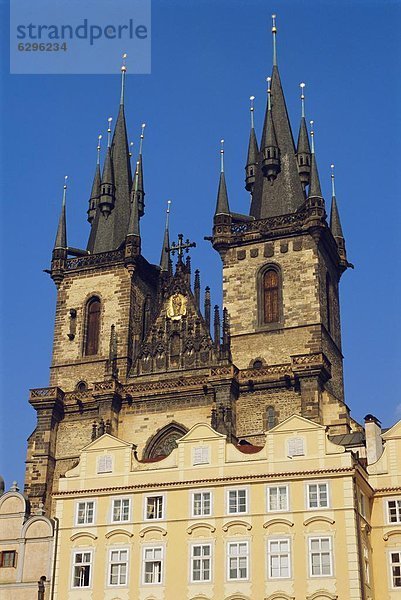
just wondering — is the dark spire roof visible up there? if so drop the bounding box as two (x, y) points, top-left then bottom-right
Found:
(102, 146), (114, 186)
(247, 127), (259, 166)
(308, 127), (323, 199)
(215, 173), (230, 216)
(90, 163), (101, 202)
(215, 141), (230, 216)
(330, 168), (344, 238)
(54, 179), (67, 250)
(89, 104), (133, 253)
(330, 195), (344, 238)
(160, 201), (171, 273)
(250, 66), (305, 219)
(297, 116), (310, 156)
(127, 191), (140, 238)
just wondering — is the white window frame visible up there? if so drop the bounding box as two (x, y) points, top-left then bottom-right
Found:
(111, 497), (131, 523)
(226, 540), (249, 581)
(142, 545), (164, 585)
(266, 485), (289, 512)
(71, 549), (93, 589)
(193, 446), (210, 465)
(389, 550), (401, 589)
(190, 543), (212, 583)
(386, 498), (401, 524)
(308, 536), (333, 577)
(144, 493), (165, 521)
(267, 537), (291, 579)
(191, 490), (212, 518)
(97, 454), (113, 474)
(306, 482), (330, 509)
(359, 491), (366, 518)
(226, 487), (248, 515)
(108, 547), (129, 587)
(287, 436), (305, 457)
(363, 545), (370, 586)
(75, 499), (96, 526)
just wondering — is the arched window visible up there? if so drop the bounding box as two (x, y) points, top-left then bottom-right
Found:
(143, 423), (188, 459)
(266, 406), (276, 430)
(85, 297), (101, 356)
(263, 268), (280, 324)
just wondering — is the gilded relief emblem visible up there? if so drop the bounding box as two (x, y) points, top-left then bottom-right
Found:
(166, 293), (187, 320)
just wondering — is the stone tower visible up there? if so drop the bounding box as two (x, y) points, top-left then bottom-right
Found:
(212, 23), (351, 441)
(25, 30), (353, 513)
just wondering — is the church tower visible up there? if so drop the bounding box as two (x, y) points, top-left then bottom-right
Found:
(212, 17), (351, 440)
(26, 24), (352, 513)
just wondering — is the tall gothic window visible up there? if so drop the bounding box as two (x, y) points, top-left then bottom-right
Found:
(263, 268), (280, 324)
(85, 297), (101, 356)
(143, 423), (188, 459)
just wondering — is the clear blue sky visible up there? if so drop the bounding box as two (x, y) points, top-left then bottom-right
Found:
(1, 0), (400, 488)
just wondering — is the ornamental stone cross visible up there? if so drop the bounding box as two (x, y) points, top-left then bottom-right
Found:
(169, 234), (196, 261)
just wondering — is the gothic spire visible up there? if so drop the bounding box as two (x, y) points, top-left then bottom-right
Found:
(54, 176), (68, 250)
(329, 164), (344, 238)
(245, 96), (259, 192)
(87, 135), (102, 224)
(250, 15), (305, 219)
(127, 162), (141, 238)
(308, 120), (323, 199)
(133, 123), (146, 217)
(296, 83), (311, 189)
(98, 118), (115, 218)
(261, 76), (280, 181)
(160, 200), (172, 273)
(215, 140), (230, 216)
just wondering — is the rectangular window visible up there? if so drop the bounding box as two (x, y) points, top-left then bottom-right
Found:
(76, 501), (95, 525)
(307, 483), (329, 509)
(268, 539), (291, 579)
(387, 499), (401, 523)
(112, 498), (131, 523)
(193, 446), (209, 465)
(109, 549), (128, 586)
(227, 489), (248, 514)
(267, 486), (289, 512)
(287, 437), (304, 457)
(97, 455), (113, 473)
(390, 551), (401, 588)
(0, 551), (17, 568)
(359, 491), (366, 518)
(192, 491), (211, 517)
(309, 537), (333, 577)
(145, 495), (164, 520)
(143, 546), (163, 584)
(191, 544), (211, 582)
(72, 551), (92, 588)
(227, 541), (249, 580)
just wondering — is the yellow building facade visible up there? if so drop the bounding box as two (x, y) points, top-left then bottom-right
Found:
(51, 416), (399, 600)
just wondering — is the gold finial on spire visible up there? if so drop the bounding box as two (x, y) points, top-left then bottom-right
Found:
(250, 96), (255, 129)
(107, 117), (113, 147)
(97, 134), (102, 165)
(120, 53), (127, 105)
(309, 120), (315, 153)
(272, 14), (277, 66)
(220, 139), (225, 173)
(300, 82), (306, 118)
(139, 123), (146, 154)
(267, 76), (272, 111)
(62, 175), (68, 206)
(129, 141), (134, 158)
(330, 163), (336, 197)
